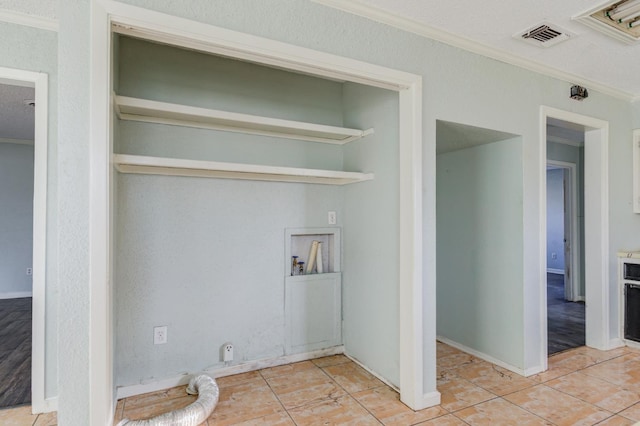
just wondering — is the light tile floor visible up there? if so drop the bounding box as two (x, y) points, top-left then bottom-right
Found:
(4, 343), (640, 425)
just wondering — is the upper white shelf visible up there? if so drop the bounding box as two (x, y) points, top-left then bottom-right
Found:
(113, 154), (374, 185)
(114, 95), (374, 145)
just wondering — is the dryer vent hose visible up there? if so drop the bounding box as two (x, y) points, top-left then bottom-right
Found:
(116, 375), (219, 426)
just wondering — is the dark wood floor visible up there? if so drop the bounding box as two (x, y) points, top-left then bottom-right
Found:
(548, 273), (585, 355)
(0, 297), (31, 408)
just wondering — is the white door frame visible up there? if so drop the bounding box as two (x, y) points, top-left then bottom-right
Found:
(546, 160), (580, 302)
(540, 106), (609, 370)
(91, 1), (436, 422)
(0, 67), (50, 413)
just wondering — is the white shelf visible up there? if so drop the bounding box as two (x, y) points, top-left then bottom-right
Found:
(114, 95), (374, 144)
(113, 154), (374, 185)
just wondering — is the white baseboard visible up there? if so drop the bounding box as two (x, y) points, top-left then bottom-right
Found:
(346, 354), (398, 392)
(437, 336), (527, 376)
(609, 338), (626, 350)
(116, 345), (345, 399)
(523, 365), (545, 376)
(0, 291), (32, 299)
(420, 390), (442, 408)
(547, 268), (564, 275)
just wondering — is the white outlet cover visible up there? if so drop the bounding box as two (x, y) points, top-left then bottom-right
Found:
(154, 326), (168, 344)
(328, 211), (337, 225)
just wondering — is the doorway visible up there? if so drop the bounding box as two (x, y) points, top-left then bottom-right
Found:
(539, 107), (610, 369)
(546, 153), (585, 353)
(0, 68), (49, 413)
(0, 83), (35, 408)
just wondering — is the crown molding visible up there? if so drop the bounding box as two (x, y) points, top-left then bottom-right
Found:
(0, 8), (58, 32)
(313, 0), (637, 102)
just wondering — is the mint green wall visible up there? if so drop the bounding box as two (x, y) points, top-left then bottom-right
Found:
(114, 37), (348, 386)
(38, 0), (640, 422)
(57, 0), (91, 422)
(342, 82), (400, 386)
(0, 21), (58, 400)
(437, 138), (524, 368)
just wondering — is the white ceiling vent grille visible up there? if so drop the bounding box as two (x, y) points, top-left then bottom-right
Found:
(515, 22), (573, 47)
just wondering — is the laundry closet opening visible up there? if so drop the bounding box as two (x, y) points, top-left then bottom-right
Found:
(111, 34), (405, 397)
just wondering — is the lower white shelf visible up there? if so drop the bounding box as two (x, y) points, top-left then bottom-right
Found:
(113, 154), (374, 185)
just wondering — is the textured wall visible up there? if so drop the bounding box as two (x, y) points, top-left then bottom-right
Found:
(113, 0), (634, 380)
(0, 143), (33, 295)
(0, 0), (56, 18)
(342, 82), (400, 386)
(437, 138), (525, 368)
(40, 1), (640, 421)
(57, 0), (90, 423)
(114, 37), (346, 386)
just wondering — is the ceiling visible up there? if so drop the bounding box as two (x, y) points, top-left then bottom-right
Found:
(318, 0), (640, 101)
(0, 83), (35, 142)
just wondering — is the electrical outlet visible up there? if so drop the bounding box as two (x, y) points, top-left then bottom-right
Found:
(154, 326), (168, 345)
(551, 252), (557, 259)
(222, 342), (234, 362)
(328, 211), (337, 225)
(26, 268), (32, 276)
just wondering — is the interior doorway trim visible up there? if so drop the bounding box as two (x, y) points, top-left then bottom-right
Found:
(540, 106), (610, 371)
(546, 160), (580, 302)
(0, 67), (51, 413)
(92, 1), (437, 422)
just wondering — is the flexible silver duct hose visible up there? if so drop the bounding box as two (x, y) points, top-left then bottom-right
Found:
(117, 375), (219, 426)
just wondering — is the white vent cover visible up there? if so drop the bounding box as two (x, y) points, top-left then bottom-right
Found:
(515, 22), (574, 47)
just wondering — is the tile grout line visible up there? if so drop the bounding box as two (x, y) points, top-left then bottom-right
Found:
(316, 361), (385, 424)
(258, 366), (302, 425)
(539, 375), (638, 416)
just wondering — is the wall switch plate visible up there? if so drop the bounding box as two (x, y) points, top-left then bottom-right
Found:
(222, 342), (234, 362)
(153, 326), (168, 345)
(328, 211), (337, 225)
(26, 268), (32, 276)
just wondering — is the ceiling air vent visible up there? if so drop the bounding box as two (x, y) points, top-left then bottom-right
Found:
(516, 22), (573, 47)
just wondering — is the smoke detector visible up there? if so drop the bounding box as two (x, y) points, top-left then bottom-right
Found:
(515, 22), (574, 47)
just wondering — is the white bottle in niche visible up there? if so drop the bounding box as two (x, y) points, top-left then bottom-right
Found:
(316, 242), (323, 273)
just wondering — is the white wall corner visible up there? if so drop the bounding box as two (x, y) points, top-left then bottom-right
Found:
(437, 336), (527, 376)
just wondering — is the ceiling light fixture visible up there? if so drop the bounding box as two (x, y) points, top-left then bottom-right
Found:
(607, 0), (640, 22)
(574, 0), (640, 43)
